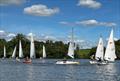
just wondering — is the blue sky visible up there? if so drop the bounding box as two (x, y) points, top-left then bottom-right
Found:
(0, 0), (120, 42)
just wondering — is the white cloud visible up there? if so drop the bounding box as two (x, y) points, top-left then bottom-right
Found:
(76, 19), (98, 26)
(0, 30), (16, 41)
(0, 30), (6, 37)
(59, 21), (69, 25)
(27, 32), (35, 37)
(77, 0), (101, 9)
(7, 33), (16, 37)
(0, 0), (26, 6)
(77, 19), (117, 27)
(60, 19), (117, 27)
(0, 30), (5, 34)
(24, 4), (59, 16)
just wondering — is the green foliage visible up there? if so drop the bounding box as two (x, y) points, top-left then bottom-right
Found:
(0, 34), (120, 59)
(115, 40), (120, 59)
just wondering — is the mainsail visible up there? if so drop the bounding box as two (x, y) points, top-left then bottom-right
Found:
(95, 37), (104, 60)
(19, 40), (23, 58)
(4, 46), (6, 58)
(104, 29), (116, 61)
(12, 46), (17, 58)
(67, 27), (75, 59)
(30, 33), (35, 58)
(43, 45), (46, 58)
(67, 42), (74, 58)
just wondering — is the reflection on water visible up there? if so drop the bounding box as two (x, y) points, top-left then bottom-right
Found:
(96, 63), (119, 81)
(0, 59), (120, 81)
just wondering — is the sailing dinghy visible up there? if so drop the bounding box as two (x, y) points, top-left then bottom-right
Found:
(23, 33), (35, 64)
(56, 28), (80, 64)
(89, 36), (107, 65)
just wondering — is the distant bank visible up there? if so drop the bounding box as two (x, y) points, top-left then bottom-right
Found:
(0, 34), (120, 59)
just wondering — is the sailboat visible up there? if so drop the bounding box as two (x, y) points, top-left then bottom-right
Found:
(2, 45), (6, 59)
(23, 33), (34, 63)
(43, 45), (46, 58)
(16, 40), (23, 62)
(56, 27), (80, 64)
(89, 37), (107, 64)
(30, 33), (35, 59)
(104, 29), (117, 62)
(11, 46), (17, 58)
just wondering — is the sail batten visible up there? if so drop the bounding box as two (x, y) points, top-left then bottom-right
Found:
(104, 29), (116, 61)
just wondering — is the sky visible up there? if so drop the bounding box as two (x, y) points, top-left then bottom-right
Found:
(0, 0), (120, 43)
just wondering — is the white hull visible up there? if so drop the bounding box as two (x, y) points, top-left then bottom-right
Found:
(89, 60), (108, 65)
(56, 60), (80, 65)
(89, 60), (98, 64)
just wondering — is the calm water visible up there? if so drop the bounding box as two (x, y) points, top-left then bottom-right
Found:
(0, 59), (120, 81)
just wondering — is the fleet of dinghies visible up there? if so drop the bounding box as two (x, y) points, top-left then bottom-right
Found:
(1, 28), (117, 65)
(90, 29), (117, 65)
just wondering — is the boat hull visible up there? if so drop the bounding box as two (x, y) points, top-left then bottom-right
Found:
(90, 60), (108, 65)
(23, 60), (32, 64)
(56, 61), (80, 65)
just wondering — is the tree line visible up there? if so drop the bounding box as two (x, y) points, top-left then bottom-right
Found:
(0, 34), (120, 59)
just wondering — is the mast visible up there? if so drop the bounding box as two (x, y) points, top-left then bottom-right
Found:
(71, 27), (74, 43)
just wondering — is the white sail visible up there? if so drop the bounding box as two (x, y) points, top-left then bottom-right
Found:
(95, 37), (104, 60)
(30, 33), (35, 58)
(67, 42), (74, 58)
(104, 29), (116, 61)
(12, 46), (17, 58)
(43, 45), (46, 58)
(19, 40), (23, 58)
(4, 45), (6, 58)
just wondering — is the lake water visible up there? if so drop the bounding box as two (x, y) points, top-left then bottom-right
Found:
(0, 59), (120, 81)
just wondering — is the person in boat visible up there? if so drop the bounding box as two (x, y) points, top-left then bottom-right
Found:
(90, 55), (95, 60)
(24, 56), (32, 63)
(62, 57), (67, 63)
(63, 59), (67, 63)
(97, 57), (102, 62)
(25, 56), (30, 61)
